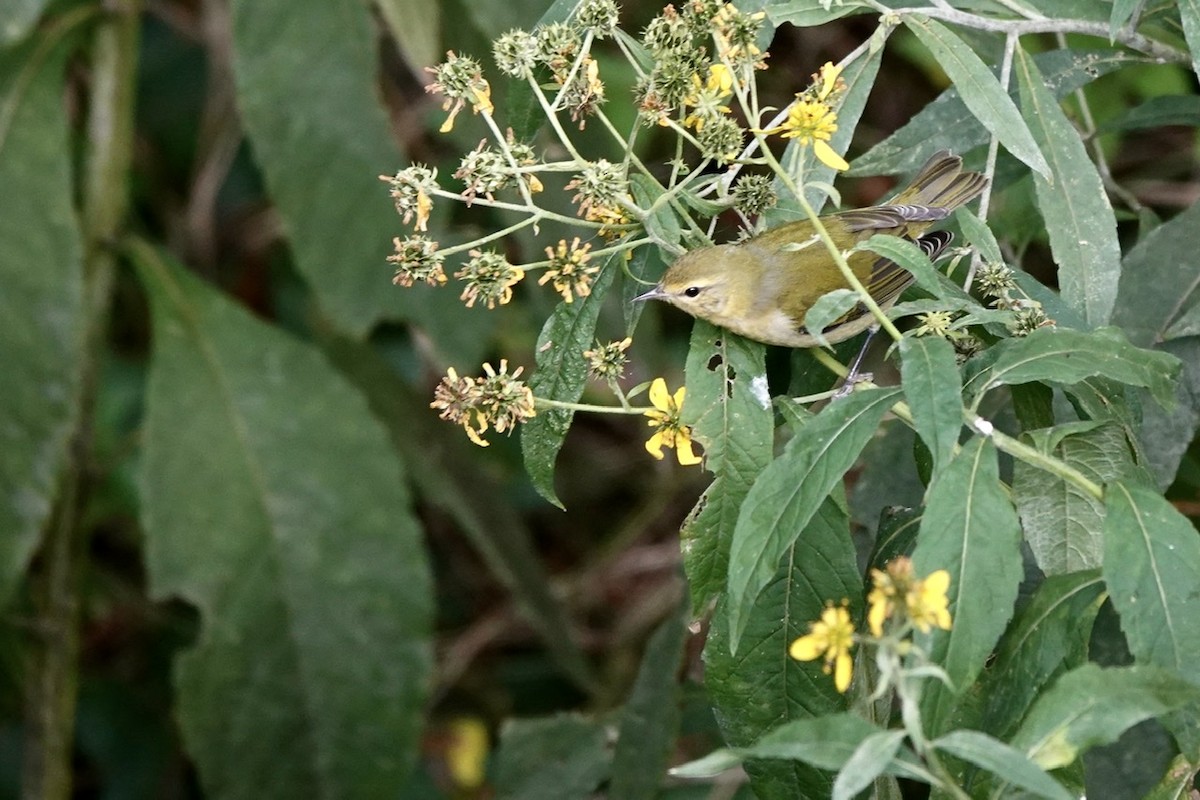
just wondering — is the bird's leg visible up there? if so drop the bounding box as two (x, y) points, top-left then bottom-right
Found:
(833, 326), (878, 398)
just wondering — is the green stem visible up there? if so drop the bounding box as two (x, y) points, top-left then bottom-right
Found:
(437, 213), (543, 257)
(23, 3), (139, 799)
(536, 397), (651, 415)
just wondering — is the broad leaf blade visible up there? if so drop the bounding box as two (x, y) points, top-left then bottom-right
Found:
(1178, 0), (1200, 80)
(1015, 47), (1121, 328)
(493, 715), (611, 800)
(0, 39), (83, 607)
(899, 336), (962, 474)
(1010, 664), (1200, 770)
(0, 0), (47, 45)
(521, 255), (619, 507)
(902, 17), (1048, 177)
(375, 0), (440, 77)
(934, 730), (1073, 800)
(912, 437), (1023, 735)
(229, 0), (413, 335)
(133, 242), (432, 798)
(680, 324), (773, 611)
(726, 387), (900, 652)
(832, 731), (907, 800)
(705, 498), (863, 800)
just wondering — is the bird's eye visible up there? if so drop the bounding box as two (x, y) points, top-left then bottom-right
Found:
(684, 286), (702, 298)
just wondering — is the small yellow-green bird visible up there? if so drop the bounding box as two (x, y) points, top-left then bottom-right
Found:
(636, 151), (987, 348)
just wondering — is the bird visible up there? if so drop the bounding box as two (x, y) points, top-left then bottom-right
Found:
(634, 150), (987, 348)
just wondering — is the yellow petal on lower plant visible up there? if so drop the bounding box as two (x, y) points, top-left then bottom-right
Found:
(645, 430), (666, 460)
(527, 174), (544, 193)
(834, 650), (853, 693)
(648, 377), (671, 411)
(672, 385), (687, 410)
(788, 633), (823, 662)
(675, 434), (703, 466)
(814, 139), (849, 172)
(445, 718), (489, 789)
(867, 592), (888, 637)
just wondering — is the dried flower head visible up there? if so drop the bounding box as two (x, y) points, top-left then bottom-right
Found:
(683, 64), (733, 131)
(642, 6), (693, 55)
(1010, 302), (1053, 336)
(637, 51), (706, 121)
(583, 337), (632, 381)
(698, 115), (744, 165)
(431, 360), (536, 447)
(493, 29), (540, 78)
(539, 238), (600, 303)
(576, 0), (620, 38)
(560, 56), (606, 127)
(454, 141), (513, 203)
(732, 173), (776, 215)
(427, 51), (494, 133)
(976, 261), (1017, 298)
(455, 249), (525, 308)
(537, 21), (583, 80)
(712, 3), (767, 68)
(388, 235), (446, 287)
(381, 165), (438, 231)
(567, 159), (629, 219)
(682, 0), (724, 33)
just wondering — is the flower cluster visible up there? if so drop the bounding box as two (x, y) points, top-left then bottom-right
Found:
(643, 378), (702, 465)
(426, 51), (494, 133)
(388, 235), (445, 287)
(758, 61), (848, 171)
(789, 557), (953, 693)
(539, 238), (600, 303)
(381, 165), (438, 231)
(583, 337), (632, 381)
(974, 261), (1054, 335)
(455, 250), (525, 308)
(431, 360), (537, 447)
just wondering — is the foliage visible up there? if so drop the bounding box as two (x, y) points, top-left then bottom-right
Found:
(3, 0), (1200, 798)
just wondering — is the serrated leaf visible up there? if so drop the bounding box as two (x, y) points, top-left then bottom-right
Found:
(705, 498), (862, 799)
(521, 255), (619, 507)
(680, 323), (773, 611)
(966, 327), (1180, 410)
(493, 714), (611, 800)
(0, 39), (82, 607)
(804, 289), (860, 349)
(1104, 483), (1200, 682)
(1015, 47), (1121, 328)
(912, 437), (1023, 735)
(1010, 664), (1200, 770)
(229, 0), (413, 335)
(1014, 421), (1140, 575)
(935, 730), (1073, 800)
(975, 571), (1105, 742)
(833, 731), (907, 800)
(899, 336), (962, 474)
(902, 17), (1048, 177)
(726, 387), (900, 652)
(853, 49), (1134, 176)
(1111, 197), (1200, 347)
(610, 598), (688, 800)
(132, 242), (432, 798)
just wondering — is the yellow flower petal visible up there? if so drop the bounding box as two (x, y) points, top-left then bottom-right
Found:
(814, 139), (849, 172)
(648, 377), (671, 411)
(833, 650), (853, 693)
(924, 569), (951, 596)
(789, 633), (823, 662)
(645, 430), (666, 460)
(675, 434), (703, 466)
(867, 591), (888, 637)
(672, 385), (687, 410)
(817, 62), (842, 101)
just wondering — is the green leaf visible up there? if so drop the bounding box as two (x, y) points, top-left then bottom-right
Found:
(740, 713), (880, 769)
(1014, 422), (1140, 575)
(975, 571), (1105, 742)
(492, 714), (611, 800)
(899, 336), (962, 474)
(912, 437), (1023, 735)
(1097, 95), (1200, 134)
(1104, 483), (1200, 683)
(679, 325), (773, 611)
(965, 327), (1180, 410)
(1141, 753), (1200, 800)
(1135, 339), (1200, 489)
(610, 598), (688, 800)
(622, 245), (668, 334)
(704, 498), (862, 799)
(934, 730), (1073, 800)
(228, 0), (411, 335)
(668, 748), (743, 779)
(631, 174), (682, 247)
(1109, 0), (1143, 38)
(1178, 0), (1200, 80)
(316, 331), (595, 691)
(1010, 664), (1200, 770)
(521, 254), (619, 507)
(1111, 197), (1200, 347)
(803, 290), (860, 349)
(767, 0), (871, 27)
(956, 206), (1003, 264)
(1015, 47), (1121, 328)
(726, 387), (900, 652)
(374, 0), (439, 76)
(852, 48), (1134, 176)
(132, 242), (432, 798)
(856, 235), (948, 299)
(832, 731), (907, 800)
(0, 38), (82, 608)
(903, 17), (1048, 177)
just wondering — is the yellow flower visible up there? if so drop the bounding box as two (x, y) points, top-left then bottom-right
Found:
(907, 569), (953, 633)
(643, 378), (702, 466)
(539, 238), (600, 303)
(789, 602), (855, 693)
(815, 61), (843, 101)
(866, 569), (896, 638)
(444, 718), (489, 789)
(683, 64), (735, 131)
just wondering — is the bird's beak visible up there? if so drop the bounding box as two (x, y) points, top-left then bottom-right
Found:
(634, 285), (666, 302)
